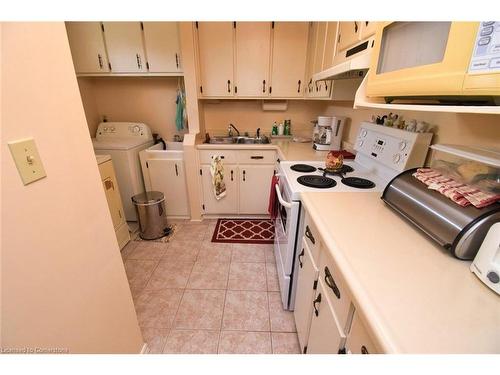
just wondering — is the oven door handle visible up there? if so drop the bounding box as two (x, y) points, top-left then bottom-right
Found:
(275, 184), (292, 209)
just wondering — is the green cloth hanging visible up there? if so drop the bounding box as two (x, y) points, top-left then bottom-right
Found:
(175, 88), (184, 131)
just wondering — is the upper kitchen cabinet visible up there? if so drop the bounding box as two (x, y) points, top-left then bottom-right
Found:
(102, 22), (147, 73)
(270, 22), (309, 98)
(360, 21), (377, 40)
(197, 22), (235, 97)
(65, 22), (110, 74)
(337, 21), (362, 51)
(235, 22), (272, 97)
(305, 22), (331, 99)
(323, 22), (339, 70)
(142, 22), (182, 73)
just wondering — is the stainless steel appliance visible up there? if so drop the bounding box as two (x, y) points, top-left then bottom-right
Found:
(382, 169), (500, 260)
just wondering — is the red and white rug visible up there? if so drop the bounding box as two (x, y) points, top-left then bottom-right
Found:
(211, 219), (275, 244)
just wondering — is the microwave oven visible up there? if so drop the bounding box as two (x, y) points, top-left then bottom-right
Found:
(366, 22), (500, 104)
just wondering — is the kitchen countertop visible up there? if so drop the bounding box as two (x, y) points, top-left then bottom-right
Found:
(197, 139), (330, 161)
(301, 192), (500, 354)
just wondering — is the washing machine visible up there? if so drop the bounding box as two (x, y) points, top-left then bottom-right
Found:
(92, 122), (154, 221)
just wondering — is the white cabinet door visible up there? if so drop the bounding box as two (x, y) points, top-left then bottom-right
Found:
(147, 159), (189, 217)
(306, 22), (331, 99)
(323, 22), (339, 70)
(102, 22), (147, 73)
(235, 22), (271, 97)
(239, 165), (274, 214)
(142, 22), (182, 73)
(65, 22), (110, 73)
(360, 21), (377, 40)
(345, 312), (380, 354)
(294, 240), (319, 353)
(313, 22), (327, 75)
(197, 22), (235, 97)
(306, 279), (346, 354)
(201, 165), (239, 214)
(270, 22), (309, 98)
(338, 21), (361, 52)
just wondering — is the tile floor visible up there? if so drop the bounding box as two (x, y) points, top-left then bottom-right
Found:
(121, 219), (300, 354)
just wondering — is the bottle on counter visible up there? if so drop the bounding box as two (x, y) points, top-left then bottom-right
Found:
(284, 119), (291, 135)
(278, 122), (284, 136)
(272, 121), (278, 135)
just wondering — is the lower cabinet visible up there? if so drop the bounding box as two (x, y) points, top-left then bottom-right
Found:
(294, 239), (319, 353)
(98, 158), (130, 249)
(199, 149), (276, 215)
(201, 164), (239, 214)
(345, 312), (379, 354)
(306, 279), (346, 353)
(239, 165), (275, 214)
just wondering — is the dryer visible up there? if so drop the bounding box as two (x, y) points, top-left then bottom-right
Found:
(92, 122), (154, 221)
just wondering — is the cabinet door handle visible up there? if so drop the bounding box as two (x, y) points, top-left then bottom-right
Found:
(297, 80), (301, 93)
(354, 21), (358, 33)
(136, 54), (142, 69)
(231, 170), (234, 181)
(365, 21), (369, 27)
(324, 266), (341, 299)
(242, 170), (246, 181)
(175, 164), (179, 176)
(313, 293), (322, 317)
(97, 54), (103, 69)
(227, 80), (231, 93)
(308, 78), (313, 93)
(250, 156), (264, 160)
(262, 80), (266, 93)
(298, 248), (305, 268)
(175, 53), (179, 68)
(361, 346), (369, 354)
(305, 225), (315, 244)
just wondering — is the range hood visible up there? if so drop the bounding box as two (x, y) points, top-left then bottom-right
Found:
(313, 36), (375, 81)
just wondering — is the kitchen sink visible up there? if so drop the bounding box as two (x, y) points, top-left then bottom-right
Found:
(207, 135), (270, 145)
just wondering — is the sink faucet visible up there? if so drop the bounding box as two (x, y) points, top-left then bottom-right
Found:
(256, 128), (261, 139)
(228, 123), (240, 137)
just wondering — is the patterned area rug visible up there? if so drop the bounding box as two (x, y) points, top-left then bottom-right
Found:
(211, 219), (274, 244)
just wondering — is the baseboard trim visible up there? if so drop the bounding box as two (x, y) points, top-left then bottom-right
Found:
(140, 343), (149, 354)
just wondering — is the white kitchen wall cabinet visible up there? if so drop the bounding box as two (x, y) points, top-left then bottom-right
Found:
(102, 22), (147, 73)
(305, 22), (331, 99)
(201, 165), (239, 214)
(270, 22), (309, 98)
(235, 22), (272, 97)
(238, 165), (274, 214)
(323, 22), (339, 70)
(305, 279), (346, 353)
(338, 21), (362, 52)
(197, 22), (235, 97)
(65, 22), (110, 74)
(142, 22), (182, 73)
(145, 159), (189, 217)
(294, 239), (320, 353)
(359, 21), (377, 40)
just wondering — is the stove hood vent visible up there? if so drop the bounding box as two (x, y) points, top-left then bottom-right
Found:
(313, 37), (375, 81)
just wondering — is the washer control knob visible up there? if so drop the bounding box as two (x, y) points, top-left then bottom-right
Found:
(393, 154), (401, 163)
(487, 271), (500, 284)
(399, 141), (407, 151)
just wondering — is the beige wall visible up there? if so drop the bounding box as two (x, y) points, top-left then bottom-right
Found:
(1, 22), (143, 353)
(202, 100), (329, 138)
(324, 102), (500, 152)
(78, 76), (187, 142)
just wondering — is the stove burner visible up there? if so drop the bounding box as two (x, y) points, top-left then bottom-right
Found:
(318, 165), (354, 176)
(291, 164), (317, 173)
(297, 175), (337, 189)
(341, 177), (375, 189)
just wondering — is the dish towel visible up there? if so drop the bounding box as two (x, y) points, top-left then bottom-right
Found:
(268, 175), (279, 219)
(210, 155), (226, 200)
(175, 88), (186, 131)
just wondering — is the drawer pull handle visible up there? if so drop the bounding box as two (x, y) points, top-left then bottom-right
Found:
(305, 225), (315, 244)
(250, 156), (264, 159)
(227, 80), (231, 93)
(243, 170), (246, 181)
(231, 170), (234, 181)
(262, 80), (266, 93)
(298, 248), (305, 268)
(175, 164), (179, 176)
(324, 266), (340, 299)
(313, 293), (322, 317)
(361, 346), (369, 354)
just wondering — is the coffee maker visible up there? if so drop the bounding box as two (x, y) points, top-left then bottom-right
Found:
(313, 116), (346, 151)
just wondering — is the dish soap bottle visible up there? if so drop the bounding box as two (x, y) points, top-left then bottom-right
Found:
(278, 122), (284, 136)
(272, 121), (278, 136)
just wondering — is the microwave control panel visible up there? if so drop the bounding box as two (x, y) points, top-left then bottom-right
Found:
(469, 21), (500, 73)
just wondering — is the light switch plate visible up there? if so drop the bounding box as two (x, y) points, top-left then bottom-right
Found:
(8, 138), (47, 185)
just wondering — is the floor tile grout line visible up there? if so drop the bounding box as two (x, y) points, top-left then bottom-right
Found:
(169, 261), (196, 333)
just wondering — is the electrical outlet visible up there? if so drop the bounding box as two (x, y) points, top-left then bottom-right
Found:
(8, 138), (47, 185)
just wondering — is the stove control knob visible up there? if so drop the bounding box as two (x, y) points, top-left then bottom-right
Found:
(393, 154), (401, 163)
(103, 127), (108, 132)
(132, 125), (140, 133)
(361, 130), (368, 138)
(399, 141), (407, 151)
(110, 126), (115, 132)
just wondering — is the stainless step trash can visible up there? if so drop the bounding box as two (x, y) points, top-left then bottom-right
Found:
(132, 191), (169, 240)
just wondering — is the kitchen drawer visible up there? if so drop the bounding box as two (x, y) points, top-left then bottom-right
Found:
(345, 311), (380, 354)
(199, 149), (238, 164)
(237, 150), (276, 164)
(302, 212), (322, 265)
(318, 250), (351, 333)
